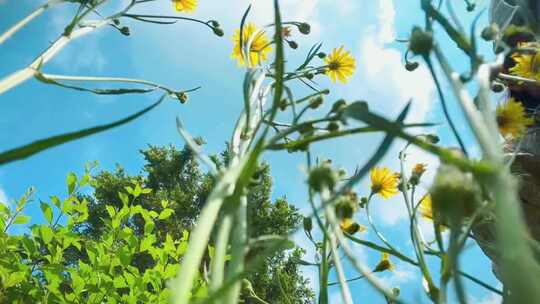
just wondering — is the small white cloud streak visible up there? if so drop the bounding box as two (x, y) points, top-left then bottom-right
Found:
(0, 186), (8, 205)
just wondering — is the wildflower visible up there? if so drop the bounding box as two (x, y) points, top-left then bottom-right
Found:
(373, 253), (395, 272)
(324, 46), (356, 84)
(283, 26), (292, 38)
(413, 163), (427, 175)
(496, 98), (534, 139)
(231, 23), (272, 67)
(307, 161), (338, 192)
(418, 194), (447, 231)
(370, 167), (399, 199)
(339, 218), (366, 235)
(509, 44), (540, 82)
(172, 0), (197, 13)
(410, 163), (427, 186)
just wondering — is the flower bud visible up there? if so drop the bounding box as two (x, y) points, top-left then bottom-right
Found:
(305, 73), (314, 80)
(466, 3), (476, 12)
(208, 20), (220, 28)
(405, 61), (419, 71)
(308, 162), (338, 192)
(409, 26), (433, 56)
(481, 23), (499, 41)
(119, 26), (130, 36)
(309, 96), (324, 109)
(213, 27), (224, 37)
(287, 40), (298, 49)
(430, 164), (481, 225)
(176, 92), (189, 103)
(317, 52), (326, 59)
(298, 23), (311, 35)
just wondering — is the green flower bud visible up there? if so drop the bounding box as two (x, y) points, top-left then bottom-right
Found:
(317, 52), (327, 59)
(213, 27), (224, 37)
(430, 164), (482, 226)
(308, 162), (338, 192)
(298, 23), (311, 35)
(481, 23), (499, 41)
(305, 72), (314, 80)
(409, 26), (433, 56)
(405, 61), (419, 71)
(208, 20), (220, 28)
(119, 26), (130, 36)
(287, 40), (298, 49)
(176, 92), (188, 103)
(466, 3), (475, 11)
(309, 96), (324, 109)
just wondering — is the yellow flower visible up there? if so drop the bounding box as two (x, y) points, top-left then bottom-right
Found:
(418, 194), (447, 231)
(231, 23), (272, 67)
(373, 253), (395, 272)
(496, 98), (534, 139)
(339, 218), (367, 234)
(324, 46), (356, 84)
(509, 43), (540, 82)
(172, 0), (197, 13)
(418, 194), (434, 220)
(370, 167), (399, 199)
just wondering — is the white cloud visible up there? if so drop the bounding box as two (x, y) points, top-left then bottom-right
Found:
(0, 186), (8, 205)
(475, 291), (502, 304)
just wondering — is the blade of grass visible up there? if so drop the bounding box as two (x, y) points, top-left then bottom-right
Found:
(0, 94), (165, 166)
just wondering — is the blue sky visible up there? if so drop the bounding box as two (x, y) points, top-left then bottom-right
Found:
(0, 0), (501, 303)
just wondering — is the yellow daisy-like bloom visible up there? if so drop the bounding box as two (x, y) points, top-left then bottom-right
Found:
(231, 23), (272, 67)
(418, 194), (447, 231)
(509, 43), (540, 82)
(370, 167), (399, 199)
(172, 0), (197, 13)
(418, 194), (434, 220)
(339, 218), (367, 235)
(413, 163), (427, 175)
(496, 98), (534, 139)
(324, 46), (356, 84)
(373, 253), (395, 273)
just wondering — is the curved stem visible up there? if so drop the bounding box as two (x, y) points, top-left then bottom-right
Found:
(424, 55), (468, 156)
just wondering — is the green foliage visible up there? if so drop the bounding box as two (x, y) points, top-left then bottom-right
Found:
(0, 145), (312, 303)
(0, 167), (207, 303)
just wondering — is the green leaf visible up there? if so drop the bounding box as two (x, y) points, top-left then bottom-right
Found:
(51, 196), (61, 209)
(158, 208), (174, 220)
(144, 221), (155, 234)
(4, 272), (26, 288)
(40, 225), (54, 244)
(40, 201), (53, 224)
(0, 95), (165, 166)
(106, 205), (116, 218)
(66, 172), (77, 194)
(13, 215), (30, 225)
(118, 192), (129, 205)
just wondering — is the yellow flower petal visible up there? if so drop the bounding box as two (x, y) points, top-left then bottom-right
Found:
(172, 0), (197, 13)
(496, 98), (534, 139)
(231, 23), (272, 67)
(370, 167), (399, 199)
(324, 46), (356, 84)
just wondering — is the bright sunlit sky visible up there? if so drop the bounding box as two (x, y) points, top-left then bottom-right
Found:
(0, 0), (503, 303)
